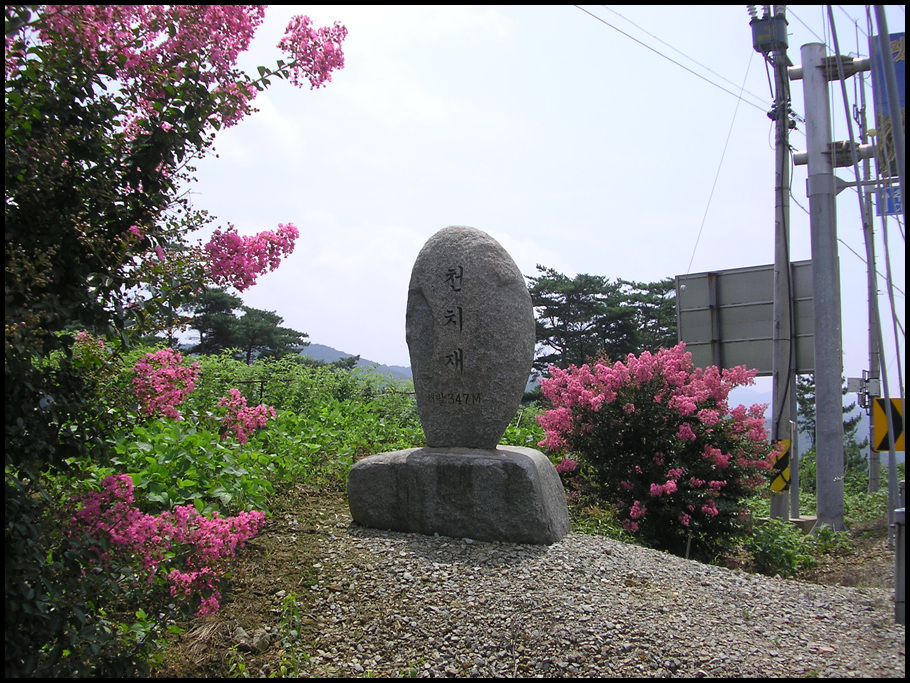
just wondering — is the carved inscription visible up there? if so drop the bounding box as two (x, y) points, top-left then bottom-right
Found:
(442, 265), (465, 374)
(444, 306), (463, 330)
(444, 265), (463, 292)
(432, 392), (483, 406)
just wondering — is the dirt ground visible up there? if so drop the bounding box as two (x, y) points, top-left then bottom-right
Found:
(151, 484), (900, 678)
(799, 515), (897, 590)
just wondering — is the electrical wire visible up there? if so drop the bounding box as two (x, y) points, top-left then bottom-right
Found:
(789, 6), (870, 58)
(836, 238), (906, 297)
(573, 6), (768, 114)
(684, 51), (755, 277)
(600, 5), (770, 107)
(787, 9), (825, 44)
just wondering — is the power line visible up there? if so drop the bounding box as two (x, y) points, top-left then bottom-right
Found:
(836, 237), (906, 298)
(573, 5), (768, 114)
(788, 6), (870, 55)
(788, 8), (825, 45)
(684, 51), (755, 277)
(599, 5), (770, 107)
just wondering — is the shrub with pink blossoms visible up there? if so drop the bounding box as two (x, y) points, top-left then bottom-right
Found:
(217, 388), (277, 444)
(537, 343), (780, 560)
(278, 15), (348, 89)
(35, 6), (346, 133)
(68, 474), (266, 616)
(205, 222), (299, 291)
(132, 348), (200, 420)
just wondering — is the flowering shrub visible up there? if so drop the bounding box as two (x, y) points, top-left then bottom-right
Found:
(217, 387), (277, 443)
(132, 348), (200, 420)
(33, 6), (346, 133)
(6, 5), (343, 675)
(538, 343), (780, 560)
(205, 222), (299, 291)
(278, 15), (348, 89)
(68, 474), (266, 616)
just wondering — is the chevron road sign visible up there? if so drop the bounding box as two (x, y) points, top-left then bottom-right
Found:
(872, 398), (904, 452)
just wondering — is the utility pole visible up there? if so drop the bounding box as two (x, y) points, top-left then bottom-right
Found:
(791, 43), (847, 531)
(750, 6), (796, 521)
(858, 83), (882, 493)
(872, 6), (905, 552)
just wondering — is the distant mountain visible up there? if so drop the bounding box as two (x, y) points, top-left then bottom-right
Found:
(300, 343), (412, 383)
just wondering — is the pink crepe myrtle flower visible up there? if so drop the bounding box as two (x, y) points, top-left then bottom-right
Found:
(649, 480), (678, 497)
(676, 422), (696, 442)
(68, 474), (266, 616)
(26, 6), (345, 138)
(217, 388), (277, 443)
(701, 500), (719, 517)
(278, 15), (348, 89)
(132, 348), (200, 420)
(555, 457), (578, 474)
(205, 222), (298, 291)
(534, 343), (775, 555)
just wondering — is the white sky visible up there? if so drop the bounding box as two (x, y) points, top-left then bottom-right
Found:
(185, 5), (905, 396)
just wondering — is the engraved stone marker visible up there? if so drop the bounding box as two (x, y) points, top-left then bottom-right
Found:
(347, 226), (570, 544)
(406, 226), (535, 449)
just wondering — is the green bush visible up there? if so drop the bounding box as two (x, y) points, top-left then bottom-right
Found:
(500, 405), (547, 449)
(112, 420), (275, 514)
(844, 488), (890, 526)
(745, 518), (816, 577)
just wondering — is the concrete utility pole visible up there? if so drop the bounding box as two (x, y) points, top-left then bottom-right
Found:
(793, 43), (846, 530)
(764, 6), (796, 522)
(858, 71), (882, 494)
(873, 5), (905, 551)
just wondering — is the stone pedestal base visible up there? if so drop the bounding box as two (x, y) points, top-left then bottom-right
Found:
(347, 446), (570, 545)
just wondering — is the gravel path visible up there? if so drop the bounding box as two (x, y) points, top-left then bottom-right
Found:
(271, 523), (905, 678)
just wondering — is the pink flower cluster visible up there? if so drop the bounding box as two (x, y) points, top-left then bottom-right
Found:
(555, 457), (579, 474)
(536, 343), (778, 546)
(75, 330), (104, 348)
(204, 222), (299, 291)
(37, 6), (267, 127)
(131, 348), (277, 444)
(68, 474), (266, 615)
(40, 6), (266, 85)
(217, 388), (277, 444)
(556, 458), (578, 474)
(624, 500), (647, 532)
(73, 331), (107, 365)
(132, 348), (200, 420)
(649, 480), (678, 497)
(23, 6), (346, 135)
(703, 445), (731, 469)
(278, 15), (348, 89)
(537, 344), (763, 452)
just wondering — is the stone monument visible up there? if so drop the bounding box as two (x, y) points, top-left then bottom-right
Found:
(347, 226), (570, 544)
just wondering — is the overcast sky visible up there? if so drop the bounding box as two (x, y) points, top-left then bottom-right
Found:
(185, 5), (905, 397)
